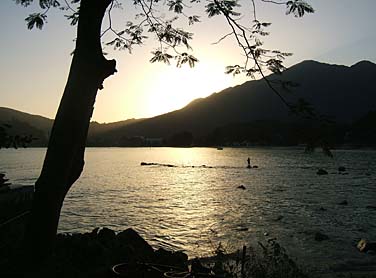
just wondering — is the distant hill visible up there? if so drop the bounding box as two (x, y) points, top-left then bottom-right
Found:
(97, 60), (376, 145)
(0, 107), (53, 146)
(0, 107), (142, 147)
(87, 118), (144, 146)
(2, 60), (376, 147)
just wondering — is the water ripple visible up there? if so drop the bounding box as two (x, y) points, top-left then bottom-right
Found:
(1, 147), (376, 273)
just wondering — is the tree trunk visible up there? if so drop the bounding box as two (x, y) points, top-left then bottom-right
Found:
(24, 0), (117, 262)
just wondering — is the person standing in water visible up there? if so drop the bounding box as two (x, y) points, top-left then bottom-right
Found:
(247, 157), (251, 168)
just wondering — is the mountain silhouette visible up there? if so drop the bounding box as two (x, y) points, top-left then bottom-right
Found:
(1, 60), (375, 146)
(0, 107), (140, 146)
(0, 107), (53, 146)
(95, 60), (376, 143)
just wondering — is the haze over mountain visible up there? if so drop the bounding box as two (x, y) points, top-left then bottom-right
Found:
(1, 60), (375, 146)
(90, 60), (376, 144)
(0, 107), (52, 146)
(0, 107), (141, 146)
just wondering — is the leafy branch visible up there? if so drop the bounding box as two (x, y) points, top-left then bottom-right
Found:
(16, 0), (331, 155)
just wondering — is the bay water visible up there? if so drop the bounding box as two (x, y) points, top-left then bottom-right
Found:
(1, 147), (375, 272)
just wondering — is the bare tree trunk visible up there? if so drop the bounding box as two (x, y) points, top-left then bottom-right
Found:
(24, 0), (116, 262)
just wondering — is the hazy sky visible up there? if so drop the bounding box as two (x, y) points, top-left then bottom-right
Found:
(0, 0), (375, 123)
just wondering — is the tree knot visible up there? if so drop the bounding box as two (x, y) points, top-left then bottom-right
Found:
(98, 59), (117, 90)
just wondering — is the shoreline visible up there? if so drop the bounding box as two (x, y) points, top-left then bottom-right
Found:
(1, 226), (376, 277)
(3, 145), (376, 150)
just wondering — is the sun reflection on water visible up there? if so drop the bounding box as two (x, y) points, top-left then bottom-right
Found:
(1, 147), (376, 270)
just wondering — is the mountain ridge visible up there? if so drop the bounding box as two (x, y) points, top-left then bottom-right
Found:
(1, 60), (375, 146)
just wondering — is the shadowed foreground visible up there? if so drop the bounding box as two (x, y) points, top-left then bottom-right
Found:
(1, 221), (376, 277)
(1, 227), (312, 278)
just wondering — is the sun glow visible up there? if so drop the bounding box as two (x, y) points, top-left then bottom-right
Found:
(144, 62), (236, 117)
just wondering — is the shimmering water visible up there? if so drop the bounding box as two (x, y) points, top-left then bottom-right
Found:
(1, 147), (376, 272)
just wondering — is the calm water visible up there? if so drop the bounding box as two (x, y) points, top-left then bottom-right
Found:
(1, 147), (376, 273)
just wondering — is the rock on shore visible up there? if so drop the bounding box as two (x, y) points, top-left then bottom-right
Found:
(26, 227), (187, 277)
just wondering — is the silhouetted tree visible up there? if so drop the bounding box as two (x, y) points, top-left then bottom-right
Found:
(13, 0), (314, 263)
(0, 124), (34, 149)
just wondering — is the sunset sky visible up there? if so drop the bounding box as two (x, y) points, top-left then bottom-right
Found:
(1, 0), (375, 123)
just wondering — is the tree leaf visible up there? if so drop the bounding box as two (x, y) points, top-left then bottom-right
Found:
(25, 13), (47, 30)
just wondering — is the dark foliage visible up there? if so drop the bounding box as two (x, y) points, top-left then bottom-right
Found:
(166, 131), (193, 147)
(346, 110), (376, 146)
(0, 124), (34, 149)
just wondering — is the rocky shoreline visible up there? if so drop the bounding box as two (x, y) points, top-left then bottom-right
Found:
(1, 186), (376, 277)
(1, 224), (376, 278)
(0, 226), (311, 278)
(1, 227), (189, 277)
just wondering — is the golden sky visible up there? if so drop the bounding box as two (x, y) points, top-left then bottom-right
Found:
(0, 0), (375, 123)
